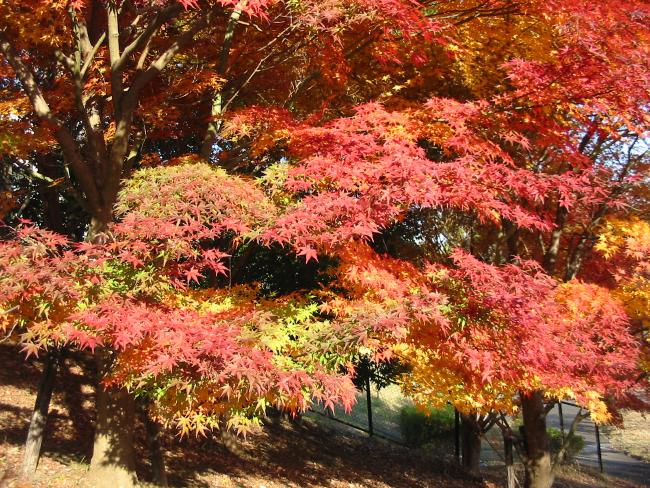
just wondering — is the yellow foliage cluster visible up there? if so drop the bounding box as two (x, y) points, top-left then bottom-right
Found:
(596, 217), (650, 330)
(451, 12), (556, 98)
(396, 343), (520, 416)
(397, 341), (614, 423)
(596, 217), (650, 386)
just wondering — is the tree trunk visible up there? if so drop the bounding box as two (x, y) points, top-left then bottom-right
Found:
(521, 391), (554, 488)
(88, 351), (137, 488)
(143, 410), (168, 487)
(461, 414), (482, 475)
(85, 217), (137, 487)
(21, 349), (60, 479)
(21, 154), (66, 480)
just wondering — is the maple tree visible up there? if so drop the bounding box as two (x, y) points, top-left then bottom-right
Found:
(398, 253), (641, 427)
(0, 162), (363, 483)
(1, 1), (649, 488)
(248, 2), (649, 486)
(0, 0), (446, 484)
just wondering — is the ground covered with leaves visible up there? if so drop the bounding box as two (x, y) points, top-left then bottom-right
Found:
(0, 344), (645, 488)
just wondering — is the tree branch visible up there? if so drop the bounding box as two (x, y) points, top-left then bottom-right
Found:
(115, 4), (182, 74)
(544, 401), (557, 415)
(65, 11), (110, 188)
(542, 204), (567, 275)
(81, 32), (107, 80)
(107, 3), (124, 118)
(553, 407), (590, 468)
(102, 6), (222, 214)
(0, 32), (102, 216)
(199, 2), (248, 159)
(128, 6), (221, 98)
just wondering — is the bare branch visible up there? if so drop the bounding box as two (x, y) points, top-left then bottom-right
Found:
(0, 322), (18, 344)
(0, 305), (19, 344)
(115, 4), (182, 73)
(128, 6), (222, 98)
(80, 32), (107, 80)
(66, 11), (110, 182)
(553, 407), (590, 468)
(544, 401), (557, 415)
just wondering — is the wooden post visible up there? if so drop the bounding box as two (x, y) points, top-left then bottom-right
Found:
(365, 376), (373, 436)
(504, 435), (515, 488)
(454, 408), (460, 464)
(595, 423), (604, 473)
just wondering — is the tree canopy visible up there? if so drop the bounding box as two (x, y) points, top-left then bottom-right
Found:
(1, 1), (649, 487)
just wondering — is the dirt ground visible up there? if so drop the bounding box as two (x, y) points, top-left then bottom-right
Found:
(607, 411), (650, 462)
(0, 344), (646, 488)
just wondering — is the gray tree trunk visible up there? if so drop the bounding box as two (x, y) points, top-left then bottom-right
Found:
(21, 349), (60, 479)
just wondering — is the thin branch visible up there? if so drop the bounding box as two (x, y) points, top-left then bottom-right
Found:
(128, 6), (222, 98)
(116, 4), (182, 73)
(12, 161), (56, 185)
(221, 51), (271, 113)
(481, 413), (499, 433)
(66, 11), (110, 182)
(553, 407), (590, 468)
(544, 401), (557, 415)
(0, 305), (19, 343)
(200, 1), (249, 157)
(80, 32), (107, 80)
(69, 7), (104, 81)
(1, 305), (19, 315)
(0, 322), (18, 343)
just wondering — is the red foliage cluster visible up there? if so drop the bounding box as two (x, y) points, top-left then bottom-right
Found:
(2, 0), (649, 439)
(428, 251), (641, 408)
(256, 101), (601, 259)
(74, 297), (357, 422)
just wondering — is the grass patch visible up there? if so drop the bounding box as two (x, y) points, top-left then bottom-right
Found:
(399, 405), (455, 448)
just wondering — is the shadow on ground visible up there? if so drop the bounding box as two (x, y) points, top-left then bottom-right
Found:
(0, 343), (480, 488)
(161, 416), (474, 488)
(1, 343), (645, 488)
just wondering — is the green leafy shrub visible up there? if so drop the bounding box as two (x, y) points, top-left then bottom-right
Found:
(548, 428), (585, 461)
(399, 405), (455, 447)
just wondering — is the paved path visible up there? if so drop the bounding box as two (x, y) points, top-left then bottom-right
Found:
(480, 403), (650, 486)
(546, 403), (650, 485)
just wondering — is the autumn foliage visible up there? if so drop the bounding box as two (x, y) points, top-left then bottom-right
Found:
(1, 0), (649, 487)
(399, 252), (641, 423)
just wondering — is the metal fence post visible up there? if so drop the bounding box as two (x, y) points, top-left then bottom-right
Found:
(595, 423), (604, 473)
(558, 402), (565, 443)
(454, 408), (460, 464)
(365, 376), (373, 436)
